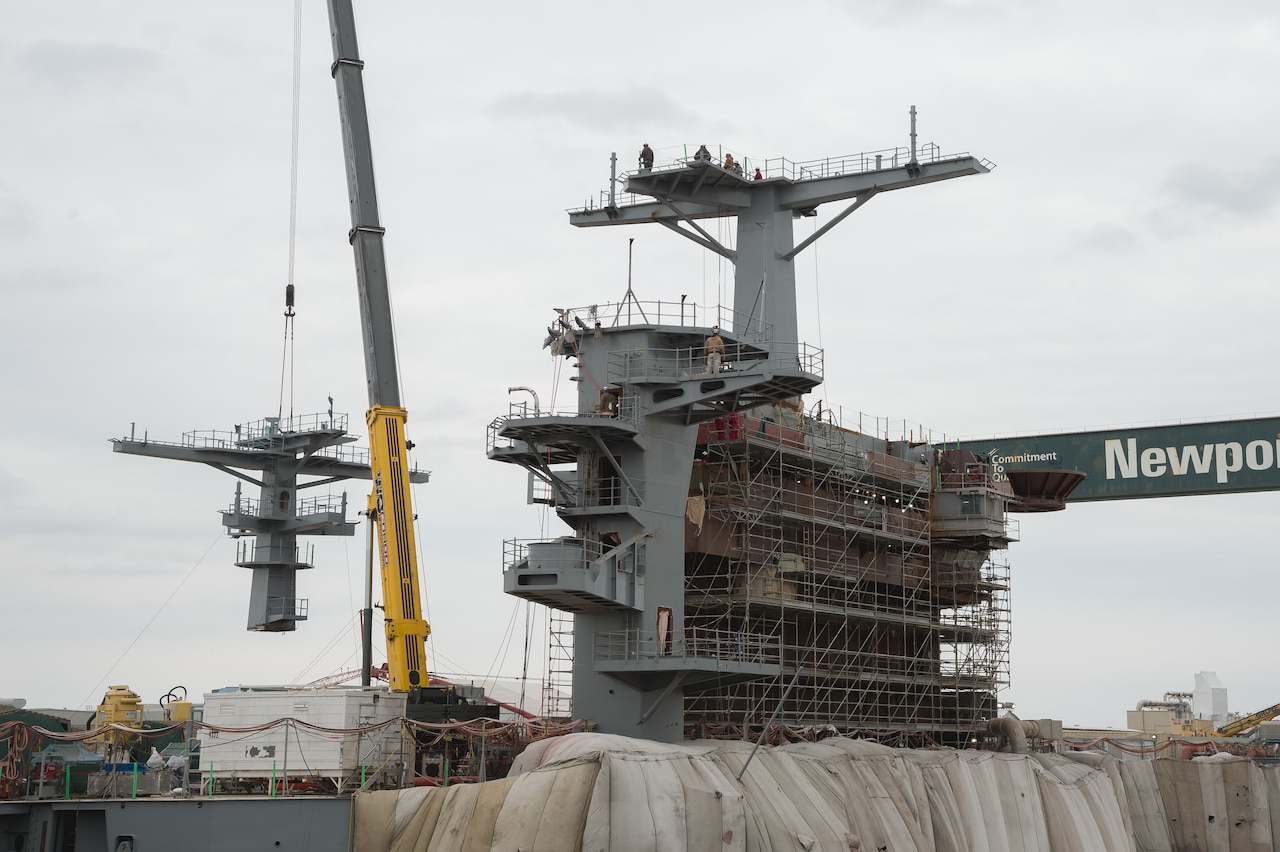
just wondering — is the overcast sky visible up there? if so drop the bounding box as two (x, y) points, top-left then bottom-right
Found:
(2, 0), (1277, 731)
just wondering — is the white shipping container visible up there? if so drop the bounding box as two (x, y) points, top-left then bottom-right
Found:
(198, 686), (408, 787)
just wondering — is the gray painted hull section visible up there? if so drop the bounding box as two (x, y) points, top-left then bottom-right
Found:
(0, 796), (352, 852)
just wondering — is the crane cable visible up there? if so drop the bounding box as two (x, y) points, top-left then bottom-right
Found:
(277, 0), (304, 425)
(76, 531), (225, 713)
(275, 0), (304, 424)
(278, 299), (296, 424)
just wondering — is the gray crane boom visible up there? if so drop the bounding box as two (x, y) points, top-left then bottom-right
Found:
(326, 0), (400, 410)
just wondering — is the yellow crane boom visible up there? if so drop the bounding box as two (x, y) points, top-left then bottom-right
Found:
(1216, 701), (1280, 737)
(368, 406), (429, 690)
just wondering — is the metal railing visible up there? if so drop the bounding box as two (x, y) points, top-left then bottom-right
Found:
(0, 716), (593, 801)
(593, 627), (781, 667)
(185, 412), (349, 449)
(223, 494), (347, 519)
(572, 142), (991, 213)
(581, 475), (643, 510)
(235, 540), (316, 567)
(548, 301), (774, 338)
(266, 597), (309, 621)
(487, 397), (641, 454)
(605, 341), (823, 385)
(502, 537), (606, 574)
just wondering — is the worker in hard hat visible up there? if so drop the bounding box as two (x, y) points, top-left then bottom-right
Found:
(703, 327), (726, 375)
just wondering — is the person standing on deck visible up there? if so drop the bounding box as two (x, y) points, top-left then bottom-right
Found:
(703, 327), (726, 375)
(639, 143), (654, 171)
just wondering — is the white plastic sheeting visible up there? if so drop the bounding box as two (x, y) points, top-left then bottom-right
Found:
(352, 733), (1280, 851)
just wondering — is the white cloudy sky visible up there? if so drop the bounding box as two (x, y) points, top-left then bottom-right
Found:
(2, 0), (1277, 731)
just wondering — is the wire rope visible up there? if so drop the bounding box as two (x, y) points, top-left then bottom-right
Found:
(519, 601), (533, 715)
(77, 530), (225, 711)
(278, 0), (304, 424)
(412, 492), (434, 672)
(483, 602), (523, 688)
(291, 611), (364, 685)
(286, 0), (302, 296)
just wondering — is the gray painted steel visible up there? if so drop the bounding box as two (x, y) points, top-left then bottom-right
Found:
(495, 321), (817, 741)
(953, 416), (1280, 500)
(111, 416), (427, 631)
(574, 154), (988, 357)
(326, 0), (401, 410)
(495, 142), (988, 741)
(0, 796), (353, 852)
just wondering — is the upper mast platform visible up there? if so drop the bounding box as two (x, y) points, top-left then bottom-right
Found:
(569, 143), (992, 225)
(568, 132), (992, 356)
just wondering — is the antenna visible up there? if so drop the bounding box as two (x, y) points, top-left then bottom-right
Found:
(609, 152), (618, 209)
(613, 237), (649, 325)
(909, 104), (918, 165)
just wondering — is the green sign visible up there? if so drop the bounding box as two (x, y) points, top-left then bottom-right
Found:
(952, 417), (1280, 501)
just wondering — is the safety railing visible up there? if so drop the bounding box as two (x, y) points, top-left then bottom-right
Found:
(593, 627), (781, 667)
(502, 537), (607, 574)
(572, 142), (991, 212)
(311, 445), (368, 466)
(772, 645), (939, 681)
(266, 597), (309, 621)
(223, 494), (347, 520)
(487, 398), (641, 455)
(605, 341), (823, 386)
(310, 445), (429, 480)
(580, 475), (643, 510)
(547, 301), (772, 339)
(295, 494), (347, 517)
(185, 412), (349, 449)
(723, 486), (930, 541)
(235, 540), (316, 567)
(0, 717), (591, 801)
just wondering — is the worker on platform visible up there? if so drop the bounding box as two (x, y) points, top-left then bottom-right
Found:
(703, 327), (726, 375)
(723, 153), (737, 173)
(694, 144), (712, 162)
(598, 387), (619, 417)
(639, 143), (654, 171)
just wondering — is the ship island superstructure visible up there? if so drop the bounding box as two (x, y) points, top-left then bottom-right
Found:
(488, 136), (1014, 745)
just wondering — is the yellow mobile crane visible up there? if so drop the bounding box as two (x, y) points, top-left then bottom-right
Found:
(325, 0), (428, 693)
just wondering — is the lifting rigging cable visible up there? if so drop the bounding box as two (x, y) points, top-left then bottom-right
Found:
(278, 0), (304, 424)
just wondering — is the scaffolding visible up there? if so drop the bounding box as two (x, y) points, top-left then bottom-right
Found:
(543, 609), (574, 719)
(682, 404), (1012, 745)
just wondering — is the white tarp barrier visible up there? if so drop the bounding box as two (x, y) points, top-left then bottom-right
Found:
(352, 733), (1280, 851)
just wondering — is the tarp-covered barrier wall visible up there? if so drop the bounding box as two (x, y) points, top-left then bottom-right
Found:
(352, 734), (1280, 851)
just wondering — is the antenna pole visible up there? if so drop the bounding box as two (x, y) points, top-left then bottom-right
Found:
(609, 152), (617, 208)
(909, 104), (918, 165)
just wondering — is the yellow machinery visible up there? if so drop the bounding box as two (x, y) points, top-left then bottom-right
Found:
(88, 685), (144, 756)
(1216, 701), (1280, 737)
(160, 686), (193, 722)
(366, 405), (430, 691)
